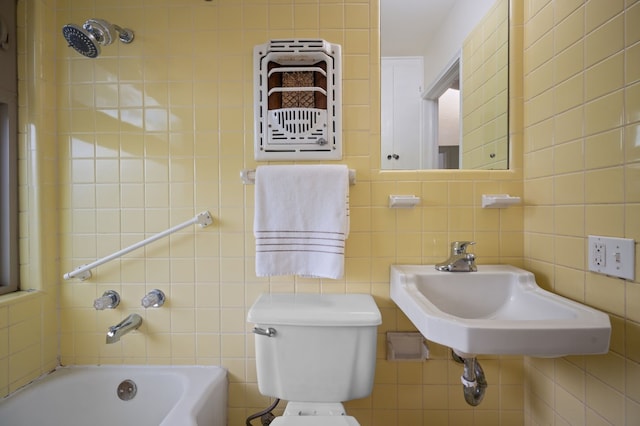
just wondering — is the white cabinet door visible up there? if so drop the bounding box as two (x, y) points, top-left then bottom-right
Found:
(381, 57), (423, 170)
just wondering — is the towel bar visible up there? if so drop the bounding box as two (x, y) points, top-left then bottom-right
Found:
(240, 168), (356, 185)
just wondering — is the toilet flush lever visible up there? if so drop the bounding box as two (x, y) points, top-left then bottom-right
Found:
(253, 327), (277, 337)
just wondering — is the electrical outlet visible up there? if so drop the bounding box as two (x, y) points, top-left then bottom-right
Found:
(588, 235), (635, 280)
(592, 241), (606, 266)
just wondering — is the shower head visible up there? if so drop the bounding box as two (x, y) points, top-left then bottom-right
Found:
(62, 19), (134, 58)
(62, 24), (100, 58)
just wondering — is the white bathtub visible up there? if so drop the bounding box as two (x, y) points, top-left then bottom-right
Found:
(0, 365), (227, 426)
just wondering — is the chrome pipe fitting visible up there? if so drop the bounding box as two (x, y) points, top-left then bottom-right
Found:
(452, 349), (487, 406)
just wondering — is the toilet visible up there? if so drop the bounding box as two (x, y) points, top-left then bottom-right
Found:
(247, 293), (382, 425)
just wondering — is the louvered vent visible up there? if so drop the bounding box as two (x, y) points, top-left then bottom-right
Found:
(254, 39), (342, 160)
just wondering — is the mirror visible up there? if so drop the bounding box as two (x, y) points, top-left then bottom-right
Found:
(381, 0), (509, 170)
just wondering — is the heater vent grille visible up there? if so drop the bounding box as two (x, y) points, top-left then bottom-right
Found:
(254, 39), (342, 160)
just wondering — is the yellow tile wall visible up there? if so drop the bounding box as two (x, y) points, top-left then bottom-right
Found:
(462, 0), (510, 169)
(6, 0), (529, 425)
(523, 0), (640, 424)
(0, 0), (59, 397)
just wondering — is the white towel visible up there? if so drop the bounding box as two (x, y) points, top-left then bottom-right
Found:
(254, 165), (350, 279)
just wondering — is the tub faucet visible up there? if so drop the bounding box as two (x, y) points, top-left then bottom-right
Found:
(106, 313), (143, 344)
(435, 241), (477, 272)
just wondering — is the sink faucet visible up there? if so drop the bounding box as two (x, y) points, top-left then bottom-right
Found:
(435, 241), (477, 272)
(106, 313), (143, 344)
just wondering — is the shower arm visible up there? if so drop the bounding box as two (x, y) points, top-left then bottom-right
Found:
(112, 24), (134, 43)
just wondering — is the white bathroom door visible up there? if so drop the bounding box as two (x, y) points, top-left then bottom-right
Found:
(381, 57), (424, 170)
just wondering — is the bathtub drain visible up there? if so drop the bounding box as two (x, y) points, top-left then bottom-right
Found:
(117, 379), (137, 401)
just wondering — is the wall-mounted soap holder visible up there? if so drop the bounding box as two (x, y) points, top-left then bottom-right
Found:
(388, 195), (421, 208)
(481, 194), (521, 209)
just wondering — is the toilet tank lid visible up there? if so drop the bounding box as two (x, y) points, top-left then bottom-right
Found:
(247, 293), (382, 326)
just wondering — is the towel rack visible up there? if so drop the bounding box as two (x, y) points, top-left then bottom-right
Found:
(240, 168), (356, 185)
(63, 210), (214, 281)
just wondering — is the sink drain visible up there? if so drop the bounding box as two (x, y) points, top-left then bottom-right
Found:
(117, 379), (137, 401)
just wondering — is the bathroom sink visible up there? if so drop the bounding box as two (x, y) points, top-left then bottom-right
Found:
(390, 265), (611, 357)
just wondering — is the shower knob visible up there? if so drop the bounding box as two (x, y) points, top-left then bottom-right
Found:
(141, 289), (166, 308)
(93, 290), (120, 310)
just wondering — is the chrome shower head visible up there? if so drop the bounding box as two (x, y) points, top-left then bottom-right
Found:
(62, 18), (134, 58)
(62, 24), (100, 58)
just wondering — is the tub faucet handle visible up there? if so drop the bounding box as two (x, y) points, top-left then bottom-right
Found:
(141, 289), (166, 308)
(94, 290), (120, 310)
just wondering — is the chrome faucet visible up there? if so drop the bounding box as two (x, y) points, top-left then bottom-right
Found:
(435, 241), (477, 272)
(106, 313), (143, 344)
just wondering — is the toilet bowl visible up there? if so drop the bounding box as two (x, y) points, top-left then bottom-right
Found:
(247, 293), (381, 425)
(269, 402), (359, 425)
(271, 416), (360, 425)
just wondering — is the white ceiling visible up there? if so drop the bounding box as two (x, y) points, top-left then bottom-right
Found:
(380, 0), (456, 57)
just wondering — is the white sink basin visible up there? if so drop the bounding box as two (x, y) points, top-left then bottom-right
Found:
(390, 264), (611, 357)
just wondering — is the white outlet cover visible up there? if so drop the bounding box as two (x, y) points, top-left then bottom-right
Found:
(588, 235), (635, 280)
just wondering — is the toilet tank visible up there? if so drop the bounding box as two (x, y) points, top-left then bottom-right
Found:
(247, 293), (381, 403)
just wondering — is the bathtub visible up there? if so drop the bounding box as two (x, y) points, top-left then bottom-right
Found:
(0, 365), (227, 426)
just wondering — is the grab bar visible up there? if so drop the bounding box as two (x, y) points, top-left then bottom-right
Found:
(63, 210), (214, 281)
(240, 169), (356, 185)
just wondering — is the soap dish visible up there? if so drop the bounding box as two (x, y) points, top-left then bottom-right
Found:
(481, 194), (521, 209)
(388, 195), (421, 208)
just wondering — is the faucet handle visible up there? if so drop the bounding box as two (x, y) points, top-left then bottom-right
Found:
(141, 289), (166, 308)
(452, 241), (475, 254)
(94, 290), (120, 310)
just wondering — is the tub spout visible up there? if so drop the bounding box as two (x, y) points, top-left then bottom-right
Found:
(106, 313), (142, 344)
